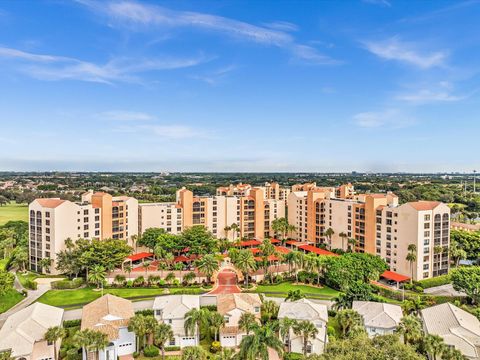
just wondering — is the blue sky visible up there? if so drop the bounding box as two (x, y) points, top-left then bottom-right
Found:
(0, 0), (479, 172)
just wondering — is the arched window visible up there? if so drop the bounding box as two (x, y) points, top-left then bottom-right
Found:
(435, 214), (441, 221)
(443, 213), (449, 221)
(30, 210), (35, 216)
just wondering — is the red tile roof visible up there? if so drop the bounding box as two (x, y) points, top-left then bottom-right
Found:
(408, 201), (441, 211)
(36, 198), (66, 208)
(297, 245), (338, 256)
(254, 255), (279, 262)
(275, 246), (291, 254)
(234, 240), (262, 247)
(126, 252), (153, 261)
(249, 248), (261, 254)
(381, 270), (410, 283)
(173, 255), (190, 263)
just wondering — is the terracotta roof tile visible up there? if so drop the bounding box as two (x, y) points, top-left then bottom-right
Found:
(408, 201), (442, 211)
(36, 198), (66, 208)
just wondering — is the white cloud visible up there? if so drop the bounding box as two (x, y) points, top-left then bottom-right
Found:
(396, 89), (464, 103)
(191, 64), (237, 85)
(363, 37), (447, 69)
(353, 109), (414, 128)
(263, 21), (299, 32)
(77, 0), (336, 65)
(362, 0), (391, 7)
(96, 110), (155, 121)
(0, 46), (207, 83)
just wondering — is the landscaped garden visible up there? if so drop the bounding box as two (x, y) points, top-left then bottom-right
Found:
(0, 288), (24, 313)
(254, 282), (340, 299)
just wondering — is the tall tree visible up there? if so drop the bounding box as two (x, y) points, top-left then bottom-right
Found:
(424, 334), (447, 360)
(88, 265), (106, 289)
(237, 323), (283, 360)
(324, 228), (335, 249)
(396, 315), (423, 346)
(232, 249), (257, 287)
(406, 244), (417, 283)
(184, 308), (210, 338)
(44, 326), (66, 360)
(154, 323), (174, 360)
(73, 329), (108, 360)
(181, 346), (207, 360)
(260, 300), (279, 324)
(195, 254), (219, 283)
(279, 317), (296, 353)
(238, 312), (257, 335)
(293, 320), (319, 357)
(338, 232), (348, 251)
(208, 311), (226, 341)
(336, 309), (364, 339)
(450, 266), (480, 304)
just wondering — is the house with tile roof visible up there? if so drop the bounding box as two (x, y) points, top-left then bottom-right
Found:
(421, 303), (480, 359)
(352, 301), (403, 337)
(278, 299), (328, 355)
(0, 302), (64, 360)
(80, 295), (135, 360)
(153, 295), (200, 348)
(216, 293), (262, 347)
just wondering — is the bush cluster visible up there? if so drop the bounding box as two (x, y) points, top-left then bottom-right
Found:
(143, 345), (160, 357)
(51, 278), (84, 289)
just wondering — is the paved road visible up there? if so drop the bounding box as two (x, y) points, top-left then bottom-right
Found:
(208, 269), (241, 295)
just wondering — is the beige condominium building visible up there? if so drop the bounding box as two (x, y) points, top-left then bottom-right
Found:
(287, 183), (450, 280)
(28, 191), (138, 273)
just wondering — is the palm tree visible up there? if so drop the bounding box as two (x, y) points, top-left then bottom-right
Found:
(181, 346), (207, 360)
(88, 265), (106, 289)
(0, 350), (13, 360)
(286, 289), (305, 302)
(144, 315), (158, 346)
(424, 334), (447, 360)
(347, 238), (357, 252)
(293, 320), (319, 357)
(73, 329), (108, 360)
(223, 225), (231, 239)
(128, 314), (148, 352)
(396, 315), (423, 346)
(336, 309), (364, 339)
(292, 251), (304, 283)
(261, 300), (279, 324)
(442, 346), (467, 360)
(39, 257), (53, 273)
(165, 252), (175, 270)
(284, 251), (296, 276)
(44, 326), (66, 360)
(238, 323), (283, 360)
(449, 242), (467, 267)
(324, 228), (334, 249)
(165, 272), (176, 285)
(406, 244), (417, 283)
(232, 249), (257, 287)
(142, 260), (151, 278)
(402, 296), (426, 316)
(184, 308), (209, 338)
(184, 271), (196, 286)
(208, 311), (226, 341)
(124, 264), (132, 280)
(238, 312), (257, 335)
(279, 317), (297, 353)
(230, 223), (240, 240)
(154, 323), (174, 360)
(339, 232), (348, 251)
(287, 224), (297, 240)
(215, 348), (236, 360)
(196, 254), (219, 283)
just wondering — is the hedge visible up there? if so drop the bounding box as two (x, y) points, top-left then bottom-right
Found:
(417, 274), (451, 289)
(143, 345), (159, 357)
(164, 346), (180, 352)
(51, 278), (84, 289)
(63, 319), (81, 328)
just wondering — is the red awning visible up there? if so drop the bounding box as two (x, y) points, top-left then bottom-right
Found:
(270, 239), (281, 244)
(126, 252), (154, 261)
(234, 240), (262, 247)
(381, 270), (410, 283)
(254, 255), (279, 262)
(275, 246), (291, 254)
(286, 240), (309, 247)
(250, 248), (261, 254)
(297, 245), (338, 256)
(173, 255), (190, 263)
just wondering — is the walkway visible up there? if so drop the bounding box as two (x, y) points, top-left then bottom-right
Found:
(208, 268), (241, 295)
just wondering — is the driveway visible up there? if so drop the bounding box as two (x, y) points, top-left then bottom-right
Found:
(208, 269), (241, 295)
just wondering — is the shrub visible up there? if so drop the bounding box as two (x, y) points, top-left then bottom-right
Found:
(210, 341), (221, 353)
(51, 278), (84, 290)
(63, 319), (81, 328)
(133, 352), (140, 358)
(417, 274), (451, 289)
(135, 309), (154, 316)
(24, 279), (37, 290)
(133, 276), (145, 287)
(164, 346), (180, 352)
(143, 345), (159, 357)
(327, 325), (336, 337)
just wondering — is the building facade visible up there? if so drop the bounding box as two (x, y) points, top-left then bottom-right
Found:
(28, 191), (138, 273)
(287, 184), (450, 280)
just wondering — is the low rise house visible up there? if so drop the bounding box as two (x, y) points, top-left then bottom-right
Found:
(153, 295), (200, 348)
(277, 299), (328, 355)
(0, 303), (64, 360)
(81, 294), (135, 360)
(217, 293), (262, 347)
(352, 301), (403, 337)
(421, 303), (480, 359)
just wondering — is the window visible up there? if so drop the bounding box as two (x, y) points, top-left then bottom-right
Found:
(254, 306), (260, 313)
(424, 214), (431, 221)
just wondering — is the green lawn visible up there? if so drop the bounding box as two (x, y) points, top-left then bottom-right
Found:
(255, 282), (340, 298)
(0, 289), (24, 313)
(37, 286), (207, 308)
(0, 202), (28, 225)
(17, 272), (39, 288)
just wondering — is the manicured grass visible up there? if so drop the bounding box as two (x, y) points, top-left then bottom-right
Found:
(37, 286), (207, 308)
(0, 202), (28, 226)
(0, 289), (24, 313)
(17, 271), (39, 288)
(255, 282), (340, 298)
